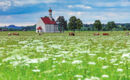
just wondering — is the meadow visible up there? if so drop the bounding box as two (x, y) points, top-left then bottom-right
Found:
(0, 31), (129, 80)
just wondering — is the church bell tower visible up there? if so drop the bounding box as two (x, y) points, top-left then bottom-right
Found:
(49, 8), (52, 20)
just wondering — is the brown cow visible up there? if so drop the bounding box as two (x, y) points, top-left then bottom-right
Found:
(103, 33), (109, 36)
(94, 33), (100, 36)
(69, 32), (75, 36)
(13, 32), (19, 36)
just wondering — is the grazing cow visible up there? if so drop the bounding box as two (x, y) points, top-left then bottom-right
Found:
(126, 32), (130, 36)
(103, 33), (109, 36)
(8, 32), (12, 36)
(94, 33), (100, 36)
(69, 32), (75, 36)
(13, 32), (19, 36)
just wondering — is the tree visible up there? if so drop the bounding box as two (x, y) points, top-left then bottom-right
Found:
(126, 23), (130, 30)
(76, 18), (83, 30)
(93, 20), (102, 31)
(56, 16), (67, 31)
(68, 16), (77, 31)
(107, 21), (117, 31)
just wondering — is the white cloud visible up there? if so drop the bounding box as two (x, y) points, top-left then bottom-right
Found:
(0, 1), (11, 11)
(53, 10), (130, 24)
(94, 1), (130, 7)
(13, 0), (57, 6)
(0, 9), (130, 26)
(0, 0), (57, 11)
(68, 5), (92, 9)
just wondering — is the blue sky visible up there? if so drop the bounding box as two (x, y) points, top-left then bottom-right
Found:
(0, 0), (130, 26)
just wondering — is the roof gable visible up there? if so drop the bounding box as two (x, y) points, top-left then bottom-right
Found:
(41, 17), (56, 25)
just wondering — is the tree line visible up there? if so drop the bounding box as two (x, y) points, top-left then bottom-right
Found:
(0, 16), (129, 31)
(57, 16), (130, 31)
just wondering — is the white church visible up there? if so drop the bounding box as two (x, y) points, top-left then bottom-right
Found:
(36, 9), (59, 33)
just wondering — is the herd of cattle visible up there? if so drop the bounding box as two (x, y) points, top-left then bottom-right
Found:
(8, 32), (19, 36)
(69, 32), (130, 36)
(8, 32), (130, 36)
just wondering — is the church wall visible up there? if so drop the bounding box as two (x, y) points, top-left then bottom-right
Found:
(36, 19), (59, 33)
(45, 24), (59, 33)
(36, 19), (45, 32)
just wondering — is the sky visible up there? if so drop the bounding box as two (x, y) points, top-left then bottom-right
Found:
(0, 0), (130, 26)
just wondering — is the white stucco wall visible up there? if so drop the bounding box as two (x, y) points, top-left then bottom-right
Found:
(45, 24), (59, 33)
(36, 18), (59, 33)
(36, 19), (45, 33)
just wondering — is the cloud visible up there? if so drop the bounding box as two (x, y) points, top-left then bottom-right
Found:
(68, 5), (92, 9)
(92, 1), (130, 7)
(0, 10), (130, 26)
(0, 1), (11, 11)
(0, 0), (130, 26)
(0, 0), (57, 11)
(53, 10), (130, 24)
(13, 0), (57, 6)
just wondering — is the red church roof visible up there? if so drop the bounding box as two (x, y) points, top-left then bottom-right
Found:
(41, 17), (56, 25)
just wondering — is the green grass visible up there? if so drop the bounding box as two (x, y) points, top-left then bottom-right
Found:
(0, 31), (130, 80)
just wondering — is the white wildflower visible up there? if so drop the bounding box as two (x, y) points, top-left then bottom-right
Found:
(54, 54), (64, 57)
(84, 76), (100, 80)
(62, 60), (66, 63)
(74, 75), (83, 78)
(36, 46), (44, 52)
(110, 58), (117, 63)
(52, 65), (56, 68)
(32, 69), (40, 72)
(97, 57), (106, 60)
(117, 69), (123, 72)
(102, 66), (109, 69)
(57, 73), (62, 76)
(113, 64), (119, 66)
(50, 45), (61, 49)
(80, 50), (90, 54)
(88, 54), (96, 56)
(102, 75), (109, 78)
(18, 41), (28, 44)
(72, 60), (82, 64)
(88, 62), (96, 65)
(122, 53), (130, 59)
(33, 40), (41, 43)
(26, 59), (38, 64)
(53, 58), (56, 60)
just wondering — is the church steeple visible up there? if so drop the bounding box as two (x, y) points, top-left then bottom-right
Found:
(49, 8), (52, 20)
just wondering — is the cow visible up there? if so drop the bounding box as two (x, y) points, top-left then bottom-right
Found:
(13, 32), (19, 36)
(8, 32), (12, 36)
(94, 33), (100, 36)
(126, 32), (130, 35)
(69, 32), (75, 36)
(103, 33), (109, 36)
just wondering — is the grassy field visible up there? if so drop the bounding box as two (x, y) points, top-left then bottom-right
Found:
(0, 31), (130, 80)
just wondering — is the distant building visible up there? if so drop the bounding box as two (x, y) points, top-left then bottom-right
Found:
(36, 9), (59, 33)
